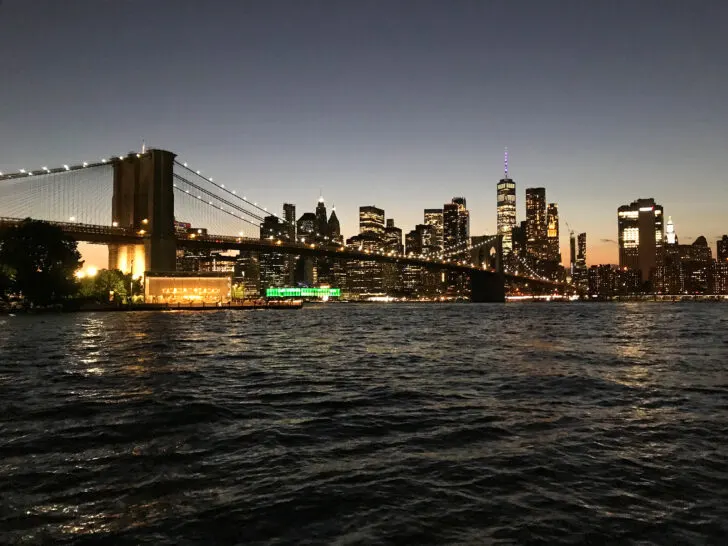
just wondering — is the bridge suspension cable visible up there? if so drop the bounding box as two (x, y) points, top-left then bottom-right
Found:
(173, 160), (294, 228)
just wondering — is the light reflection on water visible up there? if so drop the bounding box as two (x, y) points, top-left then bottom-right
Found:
(0, 303), (727, 544)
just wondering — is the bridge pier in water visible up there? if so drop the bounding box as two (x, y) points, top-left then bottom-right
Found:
(469, 270), (506, 302)
(108, 149), (177, 274)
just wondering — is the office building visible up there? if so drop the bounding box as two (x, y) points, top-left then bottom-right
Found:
(573, 232), (587, 289)
(588, 265), (616, 299)
(383, 219), (404, 254)
(512, 220), (527, 259)
(443, 197), (469, 253)
(345, 232), (384, 298)
(359, 206), (385, 237)
(315, 196), (329, 240)
(424, 209), (444, 252)
(569, 232), (576, 275)
(665, 216), (677, 245)
(546, 203), (560, 263)
(259, 215), (287, 292)
(496, 148), (516, 255)
(283, 203), (296, 241)
(328, 207), (342, 244)
(525, 187), (547, 260)
(617, 198), (664, 283)
(662, 235), (714, 294)
(718, 235), (728, 262)
(297, 212), (317, 243)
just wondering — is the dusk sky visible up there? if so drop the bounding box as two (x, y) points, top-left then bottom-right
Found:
(1, 0), (727, 267)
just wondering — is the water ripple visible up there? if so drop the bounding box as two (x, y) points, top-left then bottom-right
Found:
(1, 303), (727, 544)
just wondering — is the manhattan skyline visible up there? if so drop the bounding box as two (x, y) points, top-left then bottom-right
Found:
(1, 0), (727, 266)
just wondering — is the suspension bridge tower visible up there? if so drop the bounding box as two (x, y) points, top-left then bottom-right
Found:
(108, 149), (177, 275)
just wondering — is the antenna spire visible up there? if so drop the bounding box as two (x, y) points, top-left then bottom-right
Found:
(504, 147), (509, 178)
(141, 139), (146, 154)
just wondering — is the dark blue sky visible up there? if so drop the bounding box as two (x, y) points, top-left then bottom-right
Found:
(2, 0), (727, 264)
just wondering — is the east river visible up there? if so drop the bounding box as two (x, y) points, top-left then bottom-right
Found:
(1, 303), (727, 544)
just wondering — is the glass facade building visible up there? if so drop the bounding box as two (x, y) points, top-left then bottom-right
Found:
(359, 206), (385, 237)
(618, 198), (664, 283)
(424, 208), (444, 252)
(546, 203), (560, 263)
(497, 178), (516, 255)
(525, 187), (547, 260)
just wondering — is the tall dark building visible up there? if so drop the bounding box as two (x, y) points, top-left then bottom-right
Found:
(327, 207), (342, 244)
(573, 232), (587, 289)
(546, 203), (560, 263)
(346, 232), (383, 297)
(359, 206), (385, 237)
(512, 220), (527, 258)
(662, 236), (714, 294)
(297, 212), (317, 243)
(282, 203), (297, 284)
(383, 219), (403, 254)
(259, 215), (287, 293)
(443, 197), (469, 252)
(283, 203), (296, 241)
(497, 149), (516, 255)
(718, 235), (728, 262)
(569, 232), (576, 275)
(424, 209), (444, 252)
(525, 187), (547, 260)
(618, 198), (664, 283)
(315, 197), (329, 240)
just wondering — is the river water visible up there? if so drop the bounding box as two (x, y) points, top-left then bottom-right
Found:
(1, 303), (727, 545)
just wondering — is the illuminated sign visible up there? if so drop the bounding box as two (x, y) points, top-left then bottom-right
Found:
(266, 287), (341, 298)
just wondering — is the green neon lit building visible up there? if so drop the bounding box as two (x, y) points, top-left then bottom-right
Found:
(266, 287), (341, 298)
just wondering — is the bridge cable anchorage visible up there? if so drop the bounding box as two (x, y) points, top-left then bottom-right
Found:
(173, 160), (294, 229)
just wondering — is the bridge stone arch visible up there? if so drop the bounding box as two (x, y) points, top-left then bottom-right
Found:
(470, 235), (503, 273)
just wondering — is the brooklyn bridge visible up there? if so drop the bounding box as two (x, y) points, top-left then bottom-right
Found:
(0, 149), (568, 302)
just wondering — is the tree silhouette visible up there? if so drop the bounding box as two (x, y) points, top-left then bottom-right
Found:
(0, 219), (82, 306)
(78, 269), (141, 303)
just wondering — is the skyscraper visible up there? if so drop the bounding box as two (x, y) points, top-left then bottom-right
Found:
(546, 203), (560, 263)
(569, 232), (576, 276)
(383, 218), (403, 254)
(359, 206), (385, 237)
(525, 187), (547, 260)
(327, 207), (342, 244)
(666, 216), (677, 245)
(618, 198), (664, 282)
(718, 235), (728, 262)
(259, 215), (287, 292)
(315, 196), (328, 240)
(424, 208), (444, 252)
(283, 203), (296, 242)
(496, 148), (516, 255)
(573, 232), (587, 289)
(443, 197), (469, 252)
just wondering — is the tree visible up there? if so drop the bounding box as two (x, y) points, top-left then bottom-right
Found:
(0, 219), (82, 306)
(0, 263), (15, 302)
(78, 269), (130, 302)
